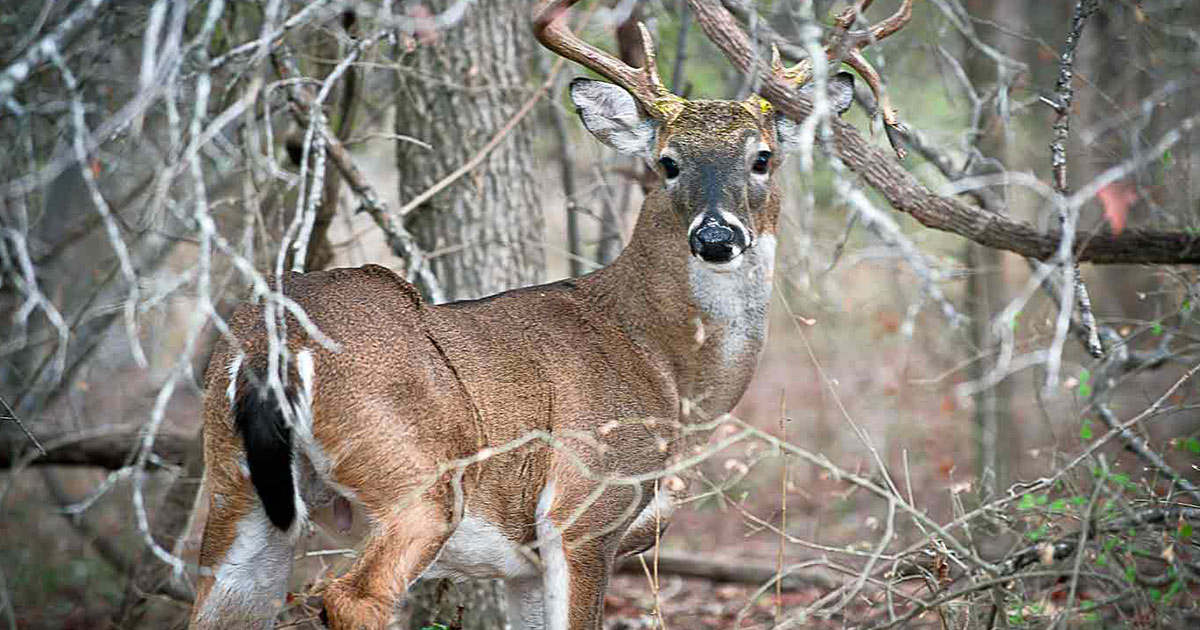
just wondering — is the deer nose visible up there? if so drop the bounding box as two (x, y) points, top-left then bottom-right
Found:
(690, 223), (740, 263)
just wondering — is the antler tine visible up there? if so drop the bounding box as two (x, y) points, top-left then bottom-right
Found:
(868, 0), (913, 43)
(833, 0), (876, 32)
(771, 0), (913, 158)
(533, 0), (682, 120)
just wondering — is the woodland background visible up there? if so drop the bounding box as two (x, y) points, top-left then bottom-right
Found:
(1, 0), (1198, 628)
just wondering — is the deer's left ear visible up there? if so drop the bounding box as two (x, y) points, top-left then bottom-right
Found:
(775, 72), (855, 153)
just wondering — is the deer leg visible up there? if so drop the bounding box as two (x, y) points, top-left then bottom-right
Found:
(191, 476), (294, 629)
(321, 496), (450, 630)
(537, 482), (618, 630)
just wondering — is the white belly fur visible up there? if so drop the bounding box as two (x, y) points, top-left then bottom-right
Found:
(423, 514), (539, 581)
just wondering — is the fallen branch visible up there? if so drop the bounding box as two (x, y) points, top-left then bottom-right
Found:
(618, 550), (839, 591)
(0, 426), (190, 470)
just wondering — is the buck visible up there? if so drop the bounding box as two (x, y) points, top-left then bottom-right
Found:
(190, 1), (910, 628)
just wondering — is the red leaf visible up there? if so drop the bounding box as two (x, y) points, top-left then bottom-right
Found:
(1097, 180), (1137, 235)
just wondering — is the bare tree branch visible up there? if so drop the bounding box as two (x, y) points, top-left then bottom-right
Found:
(686, 0), (1200, 264)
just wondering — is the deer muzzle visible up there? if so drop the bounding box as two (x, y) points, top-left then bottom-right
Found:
(689, 212), (749, 264)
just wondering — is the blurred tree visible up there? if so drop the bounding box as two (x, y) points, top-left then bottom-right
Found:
(963, 0), (1018, 496)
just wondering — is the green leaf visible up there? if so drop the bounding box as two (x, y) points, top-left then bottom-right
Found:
(1151, 322), (1164, 336)
(1112, 473), (1131, 487)
(1163, 149), (1175, 167)
(1125, 565), (1137, 582)
(1096, 553), (1108, 566)
(1184, 438), (1200, 454)
(1071, 496), (1088, 506)
(1180, 521), (1193, 539)
(1050, 499), (1067, 511)
(1035, 494), (1048, 506)
(1018, 494), (1037, 510)
(1150, 588), (1162, 602)
(1080, 421), (1093, 440)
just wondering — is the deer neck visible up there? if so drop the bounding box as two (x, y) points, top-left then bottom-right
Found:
(579, 193), (776, 420)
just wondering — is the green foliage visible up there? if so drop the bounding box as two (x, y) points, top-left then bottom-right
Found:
(1077, 368), (1092, 398)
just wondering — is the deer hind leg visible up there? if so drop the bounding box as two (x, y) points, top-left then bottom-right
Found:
(320, 494), (451, 630)
(191, 478), (295, 629)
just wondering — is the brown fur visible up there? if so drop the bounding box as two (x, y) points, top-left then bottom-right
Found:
(190, 99), (786, 630)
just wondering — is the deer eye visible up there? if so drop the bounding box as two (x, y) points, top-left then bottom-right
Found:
(752, 150), (771, 174)
(658, 156), (680, 179)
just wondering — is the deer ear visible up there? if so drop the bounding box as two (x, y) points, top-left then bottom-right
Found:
(570, 78), (658, 159)
(775, 72), (856, 153)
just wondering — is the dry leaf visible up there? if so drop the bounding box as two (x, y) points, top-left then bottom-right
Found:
(1097, 180), (1137, 235)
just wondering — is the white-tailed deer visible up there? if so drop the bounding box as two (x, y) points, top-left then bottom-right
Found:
(190, 1), (910, 628)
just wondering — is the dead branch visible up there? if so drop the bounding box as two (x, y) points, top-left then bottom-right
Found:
(271, 38), (446, 302)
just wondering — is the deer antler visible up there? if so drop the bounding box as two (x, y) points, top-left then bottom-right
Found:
(770, 0), (913, 157)
(533, 0), (686, 120)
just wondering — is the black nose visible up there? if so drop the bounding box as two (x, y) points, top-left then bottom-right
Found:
(690, 224), (738, 263)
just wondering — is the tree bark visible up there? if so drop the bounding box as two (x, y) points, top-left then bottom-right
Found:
(393, 1), (544, 627)
(395, 1), (544, 303)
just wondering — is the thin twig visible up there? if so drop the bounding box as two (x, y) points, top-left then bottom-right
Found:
(0, 394), (44, 456)
(395, 57), (567, 218)
(1043, 0), (1101, 394)
(0, 0), (111, 103)
(272, 37), (446, 302)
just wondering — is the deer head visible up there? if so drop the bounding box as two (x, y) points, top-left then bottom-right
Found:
(535, 0), (856, 269)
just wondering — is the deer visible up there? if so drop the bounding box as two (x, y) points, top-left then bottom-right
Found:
(189, 1), (911, 628)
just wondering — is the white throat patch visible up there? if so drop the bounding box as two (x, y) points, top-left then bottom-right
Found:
(687, 233), (775, 367)
(688, 233), (775, 321)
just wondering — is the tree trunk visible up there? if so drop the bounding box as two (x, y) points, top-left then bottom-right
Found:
(392, 1), (544, 627)
(395, 1), (543, 303)
(963, 0), (1019, 495)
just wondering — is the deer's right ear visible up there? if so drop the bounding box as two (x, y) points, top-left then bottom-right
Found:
(570, 78), (658, 160)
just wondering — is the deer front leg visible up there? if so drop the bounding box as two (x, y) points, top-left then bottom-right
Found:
(536, 481), (618, 630)
(322, 498), (450, 630)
